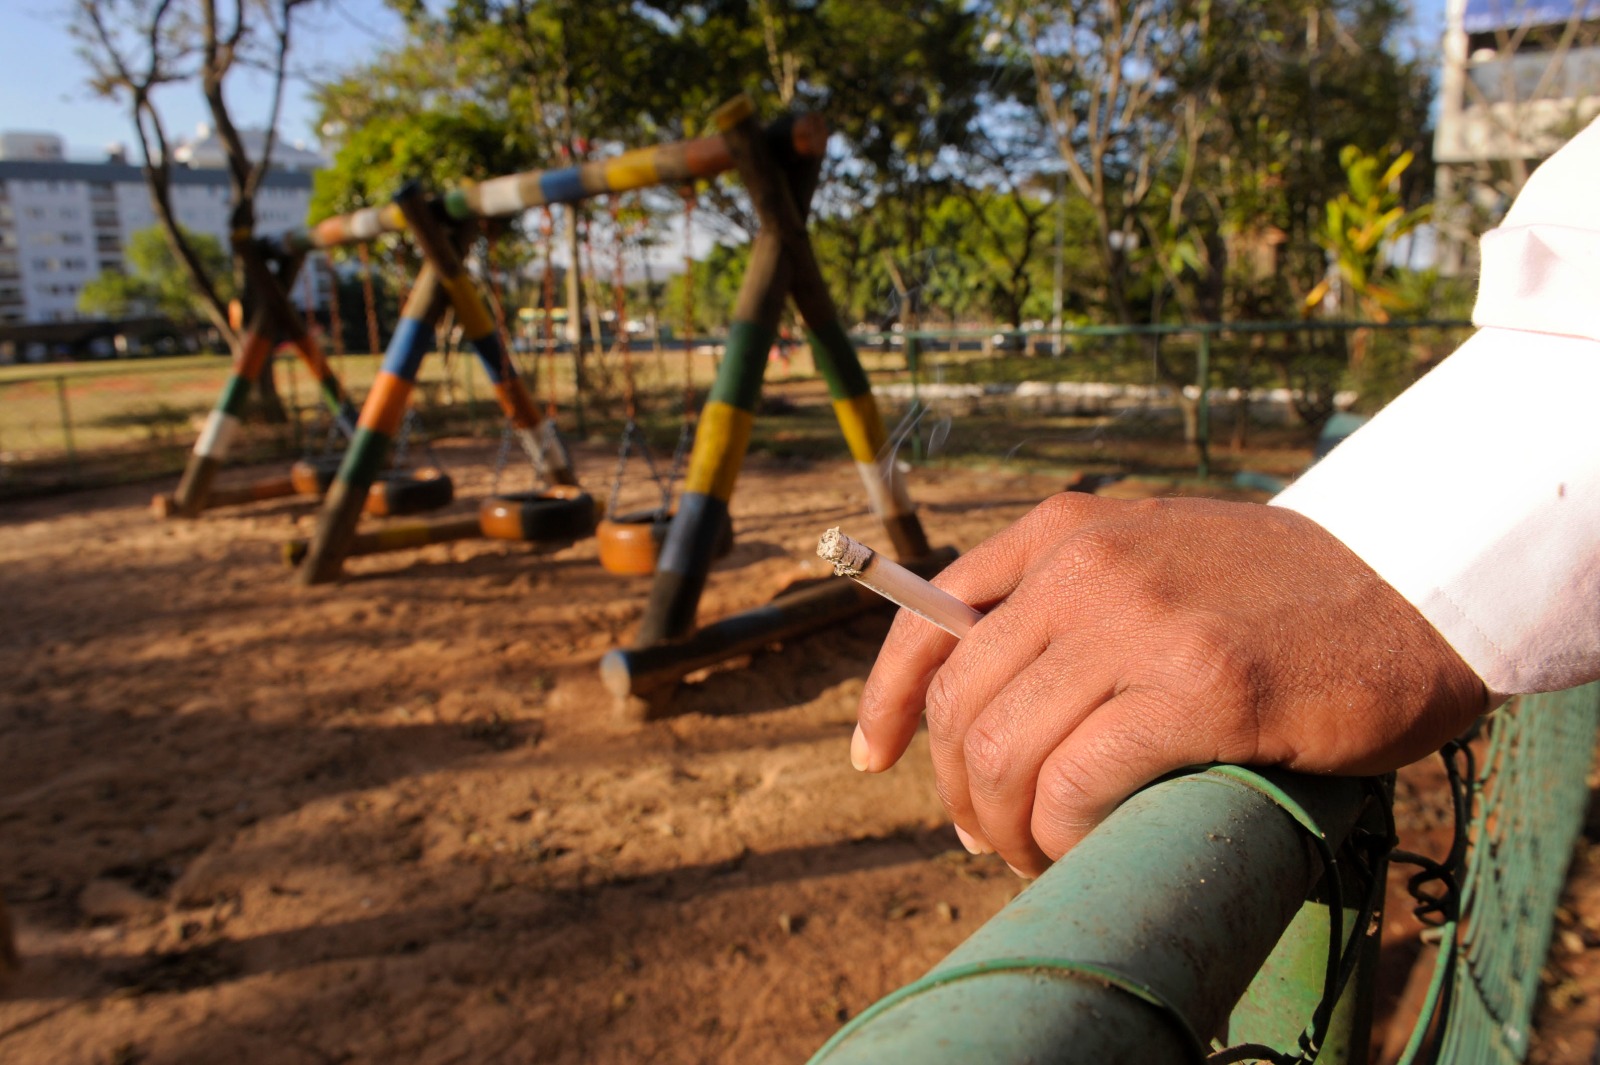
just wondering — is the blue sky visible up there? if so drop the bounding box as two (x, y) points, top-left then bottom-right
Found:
(0, 0), (1450, 160)
(0, 0), (407, 157)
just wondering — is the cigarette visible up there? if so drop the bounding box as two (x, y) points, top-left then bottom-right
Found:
(817, 527), (983, 638)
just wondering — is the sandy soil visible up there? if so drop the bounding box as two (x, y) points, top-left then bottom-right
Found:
(0, 430), (1592, 1064)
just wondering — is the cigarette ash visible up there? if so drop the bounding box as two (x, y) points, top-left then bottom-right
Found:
(817, 527), (874, 577)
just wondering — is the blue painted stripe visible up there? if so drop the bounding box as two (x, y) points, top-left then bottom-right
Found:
(379, 317), (432, 380)
(655, 492), (727, 576)
(470, 332), (510, 383)
(540, 167), (588, 205)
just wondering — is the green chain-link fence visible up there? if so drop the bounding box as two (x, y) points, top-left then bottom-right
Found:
(1, 319), (1472, 498)
(1428, 685), (1600, 1064)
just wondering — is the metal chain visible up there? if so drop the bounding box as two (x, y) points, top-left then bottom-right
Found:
(392, 407), (416, 469)
(540, 207), (560, 420)
(325, 255), (345, 357)
(490, 420), (515, 497)
(358, 242), (382, 356)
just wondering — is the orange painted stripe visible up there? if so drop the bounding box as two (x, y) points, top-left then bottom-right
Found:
(494, 380), (541, 429)
(289, 333), (334, 381)
(238, 331), (276, 377)
(358, 371), (413, 435)
(684, 136), (733, 178)
(313, 217), (349, 246)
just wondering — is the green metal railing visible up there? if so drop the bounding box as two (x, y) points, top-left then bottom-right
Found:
(809, 683), (1600, 1063)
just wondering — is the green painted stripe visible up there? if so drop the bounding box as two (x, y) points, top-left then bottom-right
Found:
(707, 319), (773, 411)
(443, 188), (473, 220)
(805, 319), (871, 399)
(217, 374), (252, 415)
(336, 426), (390, 489)
(318, 378), (349, 416)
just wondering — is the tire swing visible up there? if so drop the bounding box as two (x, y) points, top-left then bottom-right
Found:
(287, 417), (455, 516)
(476, 224), (598, 548)
(595, 193), (730, 575)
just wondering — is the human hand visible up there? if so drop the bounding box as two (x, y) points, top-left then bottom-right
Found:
(854, 494), (1485, 877)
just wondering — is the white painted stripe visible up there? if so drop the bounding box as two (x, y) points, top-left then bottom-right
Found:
(194, 411), (241, 459)
(855, 459), (910, 518)
(479, 178), (528, 216)
(350, 208), (384, 240)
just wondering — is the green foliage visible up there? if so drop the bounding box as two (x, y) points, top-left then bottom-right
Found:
(1306, 145), (1432, 322)
(307, 0), (1439, 379)
(664, 243), (751, 337)
(78, 226), (235, 325)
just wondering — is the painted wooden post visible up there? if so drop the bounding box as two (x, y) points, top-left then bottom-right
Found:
(391, 182), (576, 488)
(296, 263), (452, 584)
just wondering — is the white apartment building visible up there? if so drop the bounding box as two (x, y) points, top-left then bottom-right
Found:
(1434, 0), (1600, 267)
(0, 130), (319, 326)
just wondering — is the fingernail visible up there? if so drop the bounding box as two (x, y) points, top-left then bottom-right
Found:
(849, 724), (871, 772)
(953, 825), (982, 854)
(1006, 863), (1033, 880)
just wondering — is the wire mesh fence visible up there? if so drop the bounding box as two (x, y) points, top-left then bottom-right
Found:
(0, 319), (1474, 499)
(1426, 683), (1600, 1064)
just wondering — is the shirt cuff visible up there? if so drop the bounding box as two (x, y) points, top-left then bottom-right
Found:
(1270, 327), (1600, 702)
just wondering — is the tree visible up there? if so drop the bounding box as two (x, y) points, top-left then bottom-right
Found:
(72, 0), (315, 419)
(79, 225), (235, 328)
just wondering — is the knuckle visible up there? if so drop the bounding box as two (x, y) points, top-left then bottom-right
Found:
(1034, 757), (1095, 821)
(963, 724), (1011, 797)
(922, 668), (961, 733)
(1163, 623), (1254, 704)
(1032, 761), (1098, 857)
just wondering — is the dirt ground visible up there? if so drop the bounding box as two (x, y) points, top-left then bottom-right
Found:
(1, 426), (1596, 1064)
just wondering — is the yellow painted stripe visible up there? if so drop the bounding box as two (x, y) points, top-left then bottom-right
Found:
(832, 394), (888, 463)
(440, 275), (496, 337)
(683, 401), (753, 500)
(357, 371), (413, 435)
(375, 524), (433, 550)
(605, 149), (659, 191)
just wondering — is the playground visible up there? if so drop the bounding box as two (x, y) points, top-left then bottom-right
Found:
(3, 438), (1600, 1063)
(1, 3), (1596, 1045)
(0, 439), (1194, 1062)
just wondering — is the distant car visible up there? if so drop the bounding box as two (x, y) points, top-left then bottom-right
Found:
(990, 331), (1025, 352)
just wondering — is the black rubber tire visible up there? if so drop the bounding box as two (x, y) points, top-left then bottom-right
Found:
(479, 487), (598, 542)
(367, 469), (455, 517)
(290, 455), (344, 497)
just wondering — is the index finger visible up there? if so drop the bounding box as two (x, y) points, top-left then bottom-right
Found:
(854, 493), (1106, 772)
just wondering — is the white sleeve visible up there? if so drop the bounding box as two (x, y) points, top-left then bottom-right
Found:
(1270, 118), (1600, 704)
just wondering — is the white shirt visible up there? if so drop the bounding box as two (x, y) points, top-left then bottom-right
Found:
(1273, 117), (1600, 704)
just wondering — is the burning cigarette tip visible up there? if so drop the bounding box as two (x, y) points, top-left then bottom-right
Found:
(817, 527), (873, 577)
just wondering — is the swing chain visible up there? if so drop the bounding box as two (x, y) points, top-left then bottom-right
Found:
(607, 421), (672, 519)
(392, 406), (417, 469)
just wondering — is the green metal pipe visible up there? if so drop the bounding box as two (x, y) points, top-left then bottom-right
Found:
(808, 767), (1369, 1065)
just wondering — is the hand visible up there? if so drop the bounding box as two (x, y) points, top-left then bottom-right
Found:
(854, 494), (1485, 877)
